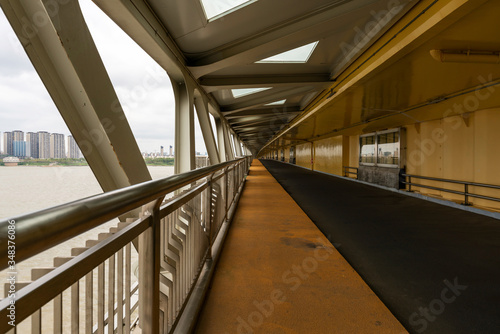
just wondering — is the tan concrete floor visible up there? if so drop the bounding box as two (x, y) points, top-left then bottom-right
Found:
(194, 160), (408, 334)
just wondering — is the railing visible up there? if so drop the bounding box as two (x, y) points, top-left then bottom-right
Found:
(0, 156), (252, 333)
(343, 166), (358, 179)
(403, 174), (500, 206)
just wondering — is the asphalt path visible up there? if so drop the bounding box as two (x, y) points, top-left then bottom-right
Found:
(260, 159), (500, 334)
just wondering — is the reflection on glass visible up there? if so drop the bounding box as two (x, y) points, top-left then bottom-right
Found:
(377, 132), (399, 165)
(360, 135), (376, 163)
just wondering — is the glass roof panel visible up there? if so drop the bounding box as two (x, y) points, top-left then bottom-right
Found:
(200, 0), (257, 21)
(232, 88), (271, 98)
(265, 99), (286, 106)
(257, 41), (319, 63)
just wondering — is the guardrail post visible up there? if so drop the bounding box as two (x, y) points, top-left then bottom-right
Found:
(408, 176), (413, 192)
(463, 184), (471, 206)
(205, 175), (213, 259)
(225, 167), (230, 215)
(139, 206), (161, 333)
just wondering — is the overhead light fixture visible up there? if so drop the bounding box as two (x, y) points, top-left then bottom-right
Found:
(430, 50), (500, 63)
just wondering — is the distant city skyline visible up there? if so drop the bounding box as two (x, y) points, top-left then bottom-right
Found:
(0, 129), (178, 157)
(1, 130), (80, 159)
(0, 0), (211, 155)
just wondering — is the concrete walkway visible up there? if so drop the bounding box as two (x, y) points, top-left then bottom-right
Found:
(195, 160), (406, 334)
(260, 159), (500, 334)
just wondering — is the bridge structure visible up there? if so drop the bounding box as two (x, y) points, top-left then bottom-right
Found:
(1, 0), (500, 333)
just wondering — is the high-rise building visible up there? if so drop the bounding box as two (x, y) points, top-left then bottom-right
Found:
(67, 135), (81, 159)
(12, 130), (23, 142)
(12, 130), (25, 158)
(26, 132), (39, 158)
(169, 145), (173, 156)
(13, 141), (26, 157)
(50, 133), (65, 158)
(38, 131), (51, 159)
(160, 146), (164, 157)
(3, 132), (13, 156)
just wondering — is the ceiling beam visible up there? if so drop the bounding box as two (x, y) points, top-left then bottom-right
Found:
(200, 74), (331, 90)
(186, 0), (375, 77)
(223, 106), (301, 117)
(220, 86), (316, 113)
(229, 114), (296, 125)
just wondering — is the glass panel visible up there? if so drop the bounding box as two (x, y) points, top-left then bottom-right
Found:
(200, 0), (256, 21)
(360, 135), (376, 164)
(377, 132), (399, 165)
(232, 87), (270, 98)
(257, 41), (319, 63)
(265, 99), (286, 106)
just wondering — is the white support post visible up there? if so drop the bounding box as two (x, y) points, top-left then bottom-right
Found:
(233, 134), (243, 157)
(194, 95), (220, 165)
(215, 118), (227, 162)
(223, 122), (235, 160)
(172, 78), (196, 174)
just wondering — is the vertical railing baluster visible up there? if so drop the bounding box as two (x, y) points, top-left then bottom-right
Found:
(117, 248), (124, 334)
(97, 263), (105, 334)
(85, 271), (93, 334)
(71, 282), (79, 334)
(125, 244), (131, 334)
(108, 254), (115, 334)
(54, 294), (63, 334)
(139, 204), (161, 333)
(32, 309), (41, 334)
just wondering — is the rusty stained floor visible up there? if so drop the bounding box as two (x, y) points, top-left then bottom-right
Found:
(194, 160), (407, 334)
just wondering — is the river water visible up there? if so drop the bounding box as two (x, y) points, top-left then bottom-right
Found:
(0, 165), (174, 219)
(0, 165), (174, 331)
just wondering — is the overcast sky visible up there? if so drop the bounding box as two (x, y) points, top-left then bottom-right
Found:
(0, 0), (209, 154)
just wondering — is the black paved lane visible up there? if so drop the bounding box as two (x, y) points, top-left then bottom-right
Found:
(260, 159), (500, 334)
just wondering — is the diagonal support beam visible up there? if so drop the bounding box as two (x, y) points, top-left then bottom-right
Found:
(1, 0), (151, 192)
(194, 93), (220, 165)
(222, 121), (235, 160)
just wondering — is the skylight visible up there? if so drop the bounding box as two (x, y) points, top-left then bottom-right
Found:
(232, 88), (270, 98)
(257, 41), (319, 63)
(265, 99), (286, 106)
(200, 0), (257, 21)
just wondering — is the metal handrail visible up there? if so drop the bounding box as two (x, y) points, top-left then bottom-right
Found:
(403, 173), (500, 206)
(0, 157), (248, 268)
(0, 156), (252, 333)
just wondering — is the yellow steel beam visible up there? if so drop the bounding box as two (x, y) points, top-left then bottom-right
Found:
(259, 0), (489, 154)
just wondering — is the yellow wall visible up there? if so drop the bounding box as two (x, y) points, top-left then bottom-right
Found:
(406, 108), (500, 210)
(349, 135), (360, 168)
(314, 136), (343, 176)
(296, 142), (312, 169)
(264, 108), (500, 211)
